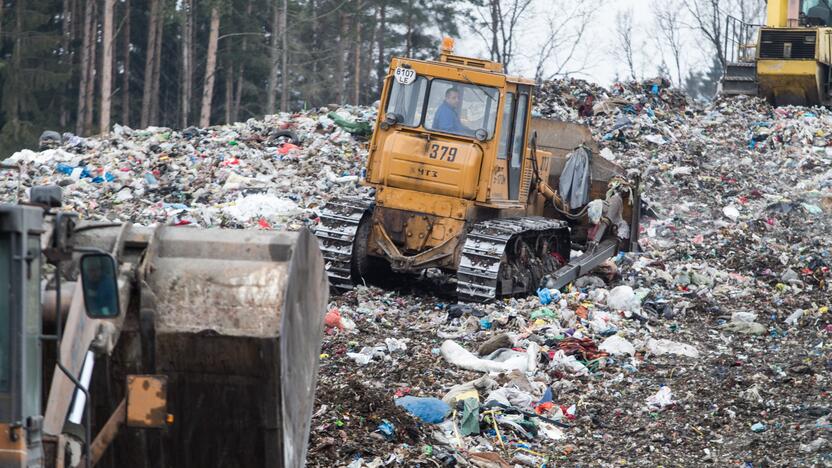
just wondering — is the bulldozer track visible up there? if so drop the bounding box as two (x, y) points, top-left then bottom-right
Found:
(457, 217), (570, 303)
(314, 196), (373, 291)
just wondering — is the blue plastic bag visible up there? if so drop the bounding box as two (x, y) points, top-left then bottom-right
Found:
(537, 288), (552, 305)
(56, 163), (74, 175)
(377, 420), (395, 439)
(537, 288), (560, 305)
(395, 396), (449, 424)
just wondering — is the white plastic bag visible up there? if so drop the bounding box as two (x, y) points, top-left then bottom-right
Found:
(645, 338), (700, 358)
(607, 285), (641, 312)
(599, 335), (635, 356)
(646, 386), (675, 410)
(549, 350), (589, 376)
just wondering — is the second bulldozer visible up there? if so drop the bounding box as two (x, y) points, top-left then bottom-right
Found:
(317, 39), (640, 302)
(722, 0), (832, 106)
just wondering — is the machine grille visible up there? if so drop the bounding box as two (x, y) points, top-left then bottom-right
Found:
(759, 30), (817, 59)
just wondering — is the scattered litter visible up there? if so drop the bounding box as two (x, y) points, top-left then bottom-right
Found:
(10, 77), (830, 466)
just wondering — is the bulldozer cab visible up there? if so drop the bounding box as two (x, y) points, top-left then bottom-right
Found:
(801, 0), (831, 25)
(365, 41), (537, 207)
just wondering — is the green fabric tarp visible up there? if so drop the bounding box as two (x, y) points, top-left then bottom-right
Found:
(327, 112), (373, 137)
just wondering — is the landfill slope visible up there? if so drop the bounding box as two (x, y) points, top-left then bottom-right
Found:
(3, 109), (375, 230)
(3, 81), (831, 466)
(310, 82), (832, 466)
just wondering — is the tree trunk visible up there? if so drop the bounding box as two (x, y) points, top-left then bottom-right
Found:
(310, 0), (318, 98)
(335, 13), (347, 104)
(141, 0), (159, 128)
(674, 52), (682, 89)
(280, 0), (289, 112)
(59, 0), (72, 127)
(200, 6), (220, 128)
(405, 1), (413, 57)
(180, 0), (193, 128)
(122, 0), (131, 126)
(83, 0), (97, 135)
(352, 0), (361, 105)
(362, 5), (376, 103)
(232, 0), (252, 122)
(375, 4), (386, 97)
(266, 0), (281, 114)
(9, 0), (22, 140)
(76, 0), (94, 135)
(490, 0), (499, 63)
(149, 10), (163, 126)
(225, 64), (233, 124)
(100, 0), (115, 134)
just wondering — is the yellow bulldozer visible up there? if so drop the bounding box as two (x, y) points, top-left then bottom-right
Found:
(317, 39), (641, 302)
(722, 0), (832, 105)
(0, 171), (328, 467)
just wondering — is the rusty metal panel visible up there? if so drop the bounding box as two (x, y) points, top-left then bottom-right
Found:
(126, 376), (167, 428)
(143, 227), (295, 338)
(531, 118), (599, 158)
(0, 423), (26, 468)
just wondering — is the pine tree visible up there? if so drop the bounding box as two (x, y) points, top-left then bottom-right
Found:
(0, 0), (473, 157)
(0, 0), (71, 156)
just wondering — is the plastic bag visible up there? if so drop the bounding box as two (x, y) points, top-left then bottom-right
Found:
(645, 338), (700, 358)
(395, 396), (449, 424)
(599, 335), (635, 356)
(646, 386), (675, 410)
(607, 285), (641, 312)
(559, 147), (591, 209)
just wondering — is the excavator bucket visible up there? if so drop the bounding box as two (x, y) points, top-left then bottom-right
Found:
(141, 227), (327, 468)
(62, 225), (328, 467)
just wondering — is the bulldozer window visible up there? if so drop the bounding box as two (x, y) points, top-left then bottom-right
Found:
(509, 93), (529, 199)
(425, 79), (499, 139)
(802, 0), (831, 25)
(803, 0), (829, 13)
(497, 93), (515, 160)
(386, 76), (428, 127)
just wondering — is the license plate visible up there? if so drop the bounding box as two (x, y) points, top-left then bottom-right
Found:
(394, 67), (417, 85)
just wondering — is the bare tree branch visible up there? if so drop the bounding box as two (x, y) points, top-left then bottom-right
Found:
(653, 0), (685, 86)
(466, 0), (533, 73)
(527, 0), (597, 82)
(683, 0), (726, 68)
(612, 8), (638, 81)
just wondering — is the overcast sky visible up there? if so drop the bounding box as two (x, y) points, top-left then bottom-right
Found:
(456, 0), (710, 87)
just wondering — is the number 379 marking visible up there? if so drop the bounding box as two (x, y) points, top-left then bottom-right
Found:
(429, 144), (458, 162)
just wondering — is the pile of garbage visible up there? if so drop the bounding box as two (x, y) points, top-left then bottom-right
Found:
(1, 76), (830, 465)
(2, 106), (375, 230)
(309, 86), (831, 465)
(535, 77), (691, 123)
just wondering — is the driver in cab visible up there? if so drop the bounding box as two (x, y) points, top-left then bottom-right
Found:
(432, 88), (472, 135)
